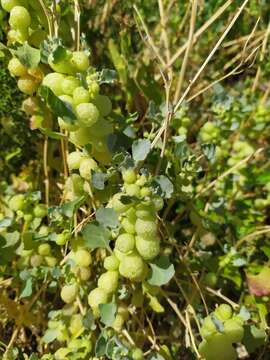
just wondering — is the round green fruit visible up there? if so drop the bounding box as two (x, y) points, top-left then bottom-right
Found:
(1, 0), (25, 12)
(215, 304), (232, 321)
(30, 254), (43, 267)
(73, 249), (92, 267)
(69, 313), (84, 335)
(88, 287), (109, 314)
(71, 51), (89, 72)
(67, 151), (87, 170)
(122, 168), (137, 184)
(73, 86), (90, 105)
(121, 217), (136, 235)
(62, 76), (80, 95)
(33, 204), (47, 218)
(38, 243), (51, 256)
(124, 184), (141, 197)
(8, 57), (27, 77)
(131, 348), (144, 360)
(135, 218), (157, 238)
(223, 318), (244, 343)
(135, 236), (160, 261)
(17, 75), (38, 95)
(97, 270), (119, 294)
(115, 233), (135, 253)
(104, 254), (120, 271)
(10, 194), (25, 211)
(76, 102), (99, 127)
(79, 158), (98, 180)
(119, 254), (147, 282)
(42, 72), (65, 96)
(61, 284), (78, 304)
(9, 6), (30, 29)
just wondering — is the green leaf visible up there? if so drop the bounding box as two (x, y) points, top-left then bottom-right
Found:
(60, 196), (85, 218)
(82, 223), (111, 250)
(20, 277), (33, 298)
(0, 217), (12, 228)
(99, 302), (117, 327)
(96, 208), (119, 229)
(92, 171), (106, 190)
(132, 139), (151, 162)
(3, 231), (20, 247)
(95, 333), (107, 357)
(43, 328), (59, 344)
(148, 256), (175, 286)
(39, 86), (77, 124)
(82, 310), (96, 331)
(98, 69), (118, 84)
(152, 175), (174, 199)
(39, 128), (67, 140)
(15, 43), (40, 69)
(201, 143), (216, 161)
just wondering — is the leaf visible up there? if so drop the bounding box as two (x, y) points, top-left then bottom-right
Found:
(148, 353), (166, 360)
(148, 256), (175, 286)
(132, 139), (151, 162)
(39, 86), (77, 124)
(98, 69), (118, 84)
(247, 267), (270, 296)
(3, 231), (20, 247)
(82, 310), (96, 331)
(99, 302), (117, 327)
(39, 128), (67, 140)
(20, 277), (33, 298)
(201, 143), (216, 161)
(242, 325), (266, 353)
(239, 306), (250, 321)
(151, 175), (174, 199)
(92, 171), (106, 190)
(43, 328), (59, 344)
(95, 334), (107, 357)
(211, 314), (224, 333)
(60, 196), (85, 218)
(0, 217), (12, 228)
(96, 208), (119, 229)
(82, 223), (111, 250)
(15, 43), (40, 69)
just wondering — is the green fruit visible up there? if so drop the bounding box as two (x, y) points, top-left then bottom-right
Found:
(7, 28), (28, 43)
(215, 304), (232, 321)
(112, 313), (125, 332)
(122, 169), (137, 184)
(135, 203), (155, 219)
(33, 204), (47, 218)
(198, 335), (237, 360)
(115, 233), (135, 253)
(135, 236), (160, 261)
(93, 94), (112, 116)
(1, 0), (24, 12)
(69, 313), (84, 335)
(38, 243), (51, 256)
(135, 218), (157, 238)
(109, 193), (131, 214)
(121, 217), (136, 234)
(9, 6), (30, 29)
(48, 53), (75, 75)
(223, 319), (244, 343)
(201, 316), (217, 340)
(10, 194), (25, 211)
(8, 57), (27, 77)
(140, 187), (151, 197)
(42, 72), (65, 96)
(77, 266), (91, 281)
(104, 255), (120, 271)
(67, 151), (87, 170)
(88, 287), (109, 314)
(119, 254), (146, 282)
(22, 97), (39, 115)
(58, 94), (74, 108)
(71, 51), (89, 72)
(203, 272), (217, 287)
(114, 248), (126, 262)
(74, 249), (92, 267)
(18, 75), (38, 95)
(73, 86), (90, 105)
(30, 254), (43, 267)
(98, 270), (119, 293)
(61, 284), (78, 304)
(76, 102), (99, 127)
(71, 174), (85, 196)
(79, 158), (98, 180)
(56, 232), (70, 246)
(88, 80), (100, 99)
(131, 348), (144, 360)
(62, 76), (80, 95)
(44, 256), (57, 267)
(124, 184), (141, 197)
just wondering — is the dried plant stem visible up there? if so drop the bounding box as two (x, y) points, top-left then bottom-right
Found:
(173, 0), (198, 104)
(43, 137), (49, 206)
(38, 0), (54, 38)
(74, 0), (81, 51)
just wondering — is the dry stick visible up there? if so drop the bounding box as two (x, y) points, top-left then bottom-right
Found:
(160, 289), (187, 327)
(195, 147), (264, 199)
(43, 137), (49, 206)
(151, 0), (249, 149)
(223, 30), (264, 48)
(173, 0), (198, 104)
(122, 329), (136, 346)
(185, 309), (201, 358)
(252, 20), (270, 92)
(158, 0), (171, 65)
(235, 226), (270, 249)
(74, 0), (81, 51)
(163, 0), (234, 71)
(38, 0), (54, 38)
(52, 0), (59, 37)
(206, 287), (239, 310)
(60, 136), (68, 179)
(133, 5), (167, 68)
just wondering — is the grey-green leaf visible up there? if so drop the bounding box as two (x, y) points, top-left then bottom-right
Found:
(148, 256), (175, 286)
(99, 302), (117, 327)
(132, 139), (151, 162)
(15, 43), (40, 69)
(82, 223), (111, 250)
(96, 208), (119, 229)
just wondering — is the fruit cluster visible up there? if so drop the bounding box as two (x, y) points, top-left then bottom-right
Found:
(199, 304), (244, 360)
(87, 169), (164, 322)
